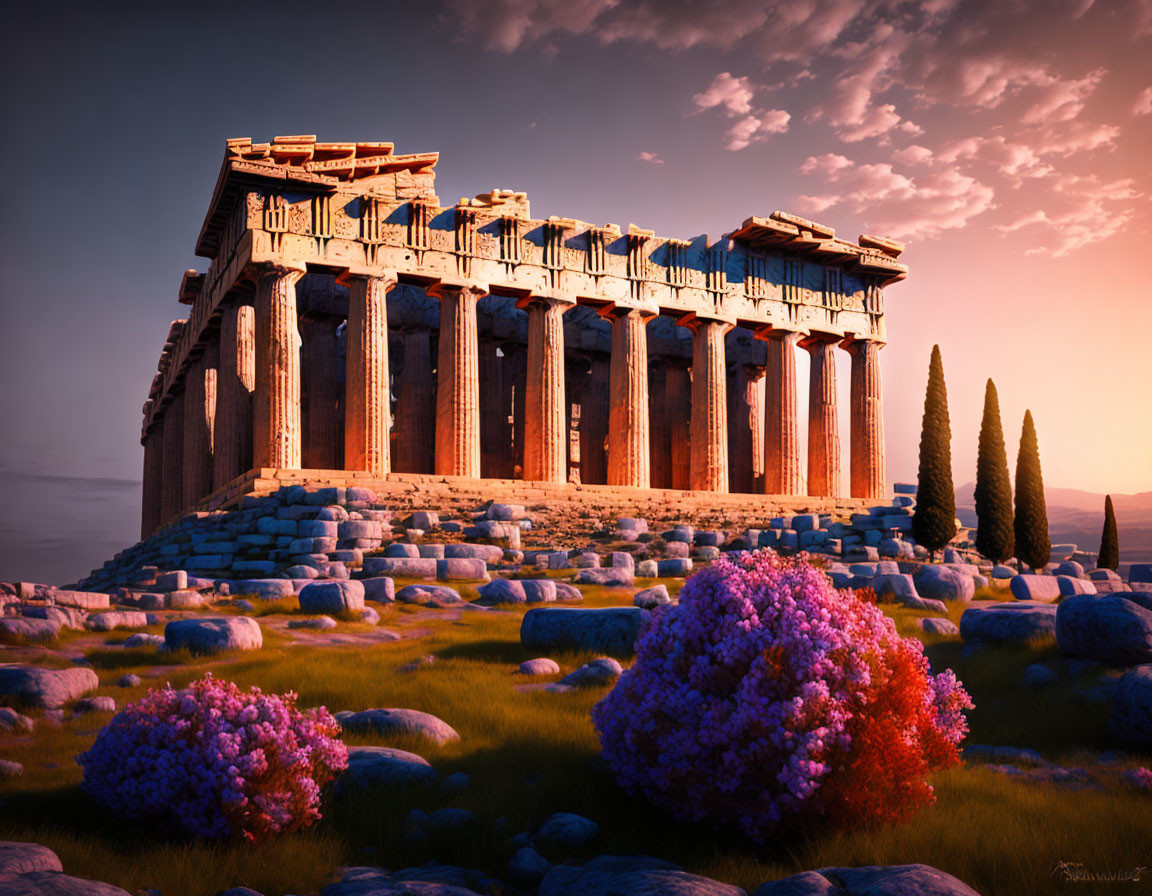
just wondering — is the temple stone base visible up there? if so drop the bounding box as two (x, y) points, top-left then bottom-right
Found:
(198, 467), (868, 528)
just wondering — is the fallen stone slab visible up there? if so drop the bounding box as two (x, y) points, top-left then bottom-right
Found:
(1057, 575), (1097, 597)
(540, 855), (744, 896)
(74, 696), (116, 714)
(753, 863), (981, 896)
(396, 584), (463, 606)
(164, 617), (262, 654)
(1057, 595), (1152, 665)
(436, 558), (490, 582)
(0, 665), (99, 709)
(362, 557), (438, 578)
(299, 580), (365, 614)
(1009, 574), (1062, 603)
(444, 543), (504, 564)
(573, 567), (634, 587)
(337, 708), (460, 745)
(960, 601), (1057, 645)
(0, 708), (34, 733)
(521, 607), (645, 655)
(85, 611), (149, 632)
(920, 617), (959, 636)
(0, 869), (134, 894)
(52, 590), (110, 611)
(232, 579), (295, 601)
(22, 605), (85, 629)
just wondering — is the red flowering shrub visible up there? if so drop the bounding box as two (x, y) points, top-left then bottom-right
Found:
(592, 551), (971, 840)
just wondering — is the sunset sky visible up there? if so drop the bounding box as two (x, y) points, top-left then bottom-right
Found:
(0, 0), (1149, 582)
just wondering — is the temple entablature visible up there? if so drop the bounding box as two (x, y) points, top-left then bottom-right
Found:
(137, 137), (904, 536)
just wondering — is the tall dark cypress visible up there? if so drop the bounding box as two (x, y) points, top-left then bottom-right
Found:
(974, 379), (1014, 562)
(1099, 494), (1119, 572)
(1014, 410), (1050, 571)
(912, 345), (956, 555)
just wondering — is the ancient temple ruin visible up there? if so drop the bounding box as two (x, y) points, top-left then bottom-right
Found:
(139, 136), (906, 537)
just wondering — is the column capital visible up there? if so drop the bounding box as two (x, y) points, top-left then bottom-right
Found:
(840, 332), (888, 350)
(515, 292), (575, 312)
(799, 330), (843, 349)
(337, 268), (399, 289)
(678, 311), (735, 334)
(428, 279), (489, 300)
(753, 325), (803, 344)
(251, 262), (306, 284)
(596, 302), (658, 323)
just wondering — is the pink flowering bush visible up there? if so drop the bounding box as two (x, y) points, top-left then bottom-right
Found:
(78, 674), (347, 842)
(592, 551), (972, 841)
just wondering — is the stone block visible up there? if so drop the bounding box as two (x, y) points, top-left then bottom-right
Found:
(635, 560), (658, 578)
(444, 543), (503, 564)
(166, 617), (263, 654)
(416, 543), (447, 559)
(362, 557), (438, 578)
(789, 514), (819, 533)
(520, 607), (645, 655)
(54, 590), (110, 610)
(573, 567), (634, 586)
(656, 558), (693, 577)
(436, 558), (490, 582)
(338, 520), (382, 540)
(385, 542), (420, 558)
(1010, 574), (1062, 603)
(572, 552), (600, 569)
(233, 579), (294, 601)
(299, 580), (365, 614)
(665, 541), (690, 558)
(361, 576), (395, 603)
(410, 510), (440, 530)
(1057, 575), (1097, 596)
(488, 503), (527, 521)
(155, 570), (187, 591)
(298, 519), (338, 538)
(610, 552), (634, 571)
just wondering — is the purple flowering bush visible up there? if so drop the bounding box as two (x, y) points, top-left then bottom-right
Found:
(78, 674), (347, 842)
(592, 551), (972, 841)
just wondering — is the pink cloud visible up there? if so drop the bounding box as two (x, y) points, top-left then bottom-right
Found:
(637, 151), (665, 165)
(796, 153), (994, 240)
(693, 72), (755, 116)
(1133, 87), (1152, 115)
(724, 109), (791, 150)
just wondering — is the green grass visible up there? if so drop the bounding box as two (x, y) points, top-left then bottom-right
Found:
(1, 586), (1149, 896)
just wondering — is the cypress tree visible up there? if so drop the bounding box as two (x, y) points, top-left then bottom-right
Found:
(1099, 494), (1119, 572)
(912, 345), (956, 556)
(1013, 410), (1050, 571)
(974, 379), (1014, 562)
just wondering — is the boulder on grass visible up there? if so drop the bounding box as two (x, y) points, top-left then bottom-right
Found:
(753, 863), (981, 896)
(338, 708), (460, 745)
(540, 855), (743, 896)
(164, 617), (262, 654)
(340, 746), (439, 791)
(913, 565), (975, 603)
(299, 580), (365, 614)
(1009, 574), (1062, 603)
(1109, 665), (1152, 747)
(0, 666), (99, 709)
(1055, 595), (1152, 665)
(521, 607), (644, 656)
(960, 602), (1058, 645)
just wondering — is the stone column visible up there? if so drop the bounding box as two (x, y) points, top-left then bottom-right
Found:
(393, 328), (435, 474)
(804, 335), (841, 498)
(648, 361), (670, 489)
(763, 330), (802, 495)
(506, 343), (528, 477)
(300, 315), (342, 470)
(848, 338), (886, 499)
(522, 297), (570, 483)
(344, 273), (396, 476)
(666, 362), (692, 490)
(687, 317), (730, 492)
(160, 391), (184, 523)
(182, 353), (214, 509)
(140, 422), (163, 538)
(606, 308), (651, 488)
(253, 265), (305, 470)
(479, 338), (508, 478)
(213, 302), (255, 489)
(432, 283), (484, 477)
(729, 364), (765, 494)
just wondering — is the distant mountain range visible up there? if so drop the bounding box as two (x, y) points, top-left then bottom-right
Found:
(954, 483), (1152, 563)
